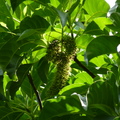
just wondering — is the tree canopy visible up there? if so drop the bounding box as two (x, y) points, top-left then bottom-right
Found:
(0, 0), (120, 120)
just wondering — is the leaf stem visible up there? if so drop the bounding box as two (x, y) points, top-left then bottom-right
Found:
(27, 73), (42, 110)
(74, 56), (96, 78)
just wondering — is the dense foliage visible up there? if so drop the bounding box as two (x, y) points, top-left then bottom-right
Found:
(0, 0), (120, 119)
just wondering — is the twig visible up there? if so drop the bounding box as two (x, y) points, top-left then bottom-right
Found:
(74, 56), (96, 78)
(27, 73), (43, 110)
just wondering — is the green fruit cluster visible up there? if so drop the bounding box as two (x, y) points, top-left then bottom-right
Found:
(46, 36), (76, 98)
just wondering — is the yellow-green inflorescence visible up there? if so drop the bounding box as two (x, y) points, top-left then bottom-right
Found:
(46, 35), (76, 98)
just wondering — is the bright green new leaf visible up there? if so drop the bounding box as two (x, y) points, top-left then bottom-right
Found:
(84, 0), (110, 19)
(59, 83), (89, 96)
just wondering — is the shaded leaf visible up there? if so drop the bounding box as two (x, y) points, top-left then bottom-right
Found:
(10, 0), (25, 11)
(20, 15), (50, 32)
(6, 54), (23, 79)
(37, 57), (50, 83)
(21, 77), (34, 98)
(91, 104), (117, 116)
(84, 21), (105, 35)
(0, 106), (23, 120)
(85, 36), (120, 62)
(17, 29), (37, 41)
(39, 96), (85, 120)
(87, 81), (114, 109)
(0, 0), (14, 30)
(7, 64), (32, 99)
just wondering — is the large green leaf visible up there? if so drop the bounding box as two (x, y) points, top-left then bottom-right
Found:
(7, 64), (32, 99)
(17, 29), (37, 41)
(85, 36), (120, 62)
(20, 15), (50, 32)
(21, 76), (34, 98)
(0, 106), (23, 120)
(6, 54), (23, 79)
(108, 12), (120, 32)
(76, 34), (93, 49)
(90, 104), (117, 116)
(87, 81), (115, 114)
(37, 57), (50, 83)
(59, 83), (89, 96)
(39, 96), (85, 120)
(84, 0), (110, 19)
(84, 21), (106, 35)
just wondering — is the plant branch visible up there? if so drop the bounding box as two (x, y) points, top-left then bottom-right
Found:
(27, 73), (42, 110)
(74, 56), (96, 78)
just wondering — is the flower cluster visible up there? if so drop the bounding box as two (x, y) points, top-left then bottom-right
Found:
(46, 36), (76, 98)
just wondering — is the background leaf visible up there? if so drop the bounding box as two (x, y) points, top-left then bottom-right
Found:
(85, 36), (120, 61)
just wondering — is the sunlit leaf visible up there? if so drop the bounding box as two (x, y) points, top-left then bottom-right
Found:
(84, 0), (110, 19)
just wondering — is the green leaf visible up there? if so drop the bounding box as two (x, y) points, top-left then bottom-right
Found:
(75, 34), (93, 49)
(21, 76), (34, 98)
(0, 0), (14, 30)
(75, 72), (93, 84)
(6, 54), (23, 79)
(90, 104), (117, 116)
(94, 17), (112, 30)
(84, 0), (110, 19)
(0, 106), (23, 120)
(37, 57), (50, 83)
(10, 0), (25, 11)
(108, 12), (120, 32)
(114, 117), (120, 120)
(68, 0), (80, 15)
(52, 7), (69, 27)
(0, 76), (4, 94)
(93, 116), (115, 120)
(84, 21), (105, 35)
(59, 83), (89, 96)
(87, 81), (114, 109)
(0, 25), (8, 32)
(20, 15), (50, 32)
(39, 96), (85, 120)
(7, 64), (32, 99)
(85, 36), (120, 61)
(17, 29), (37, 41)
(37, 0), (50, 4)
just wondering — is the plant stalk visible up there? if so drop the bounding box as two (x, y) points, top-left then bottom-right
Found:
(27, 73), (43, 110)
